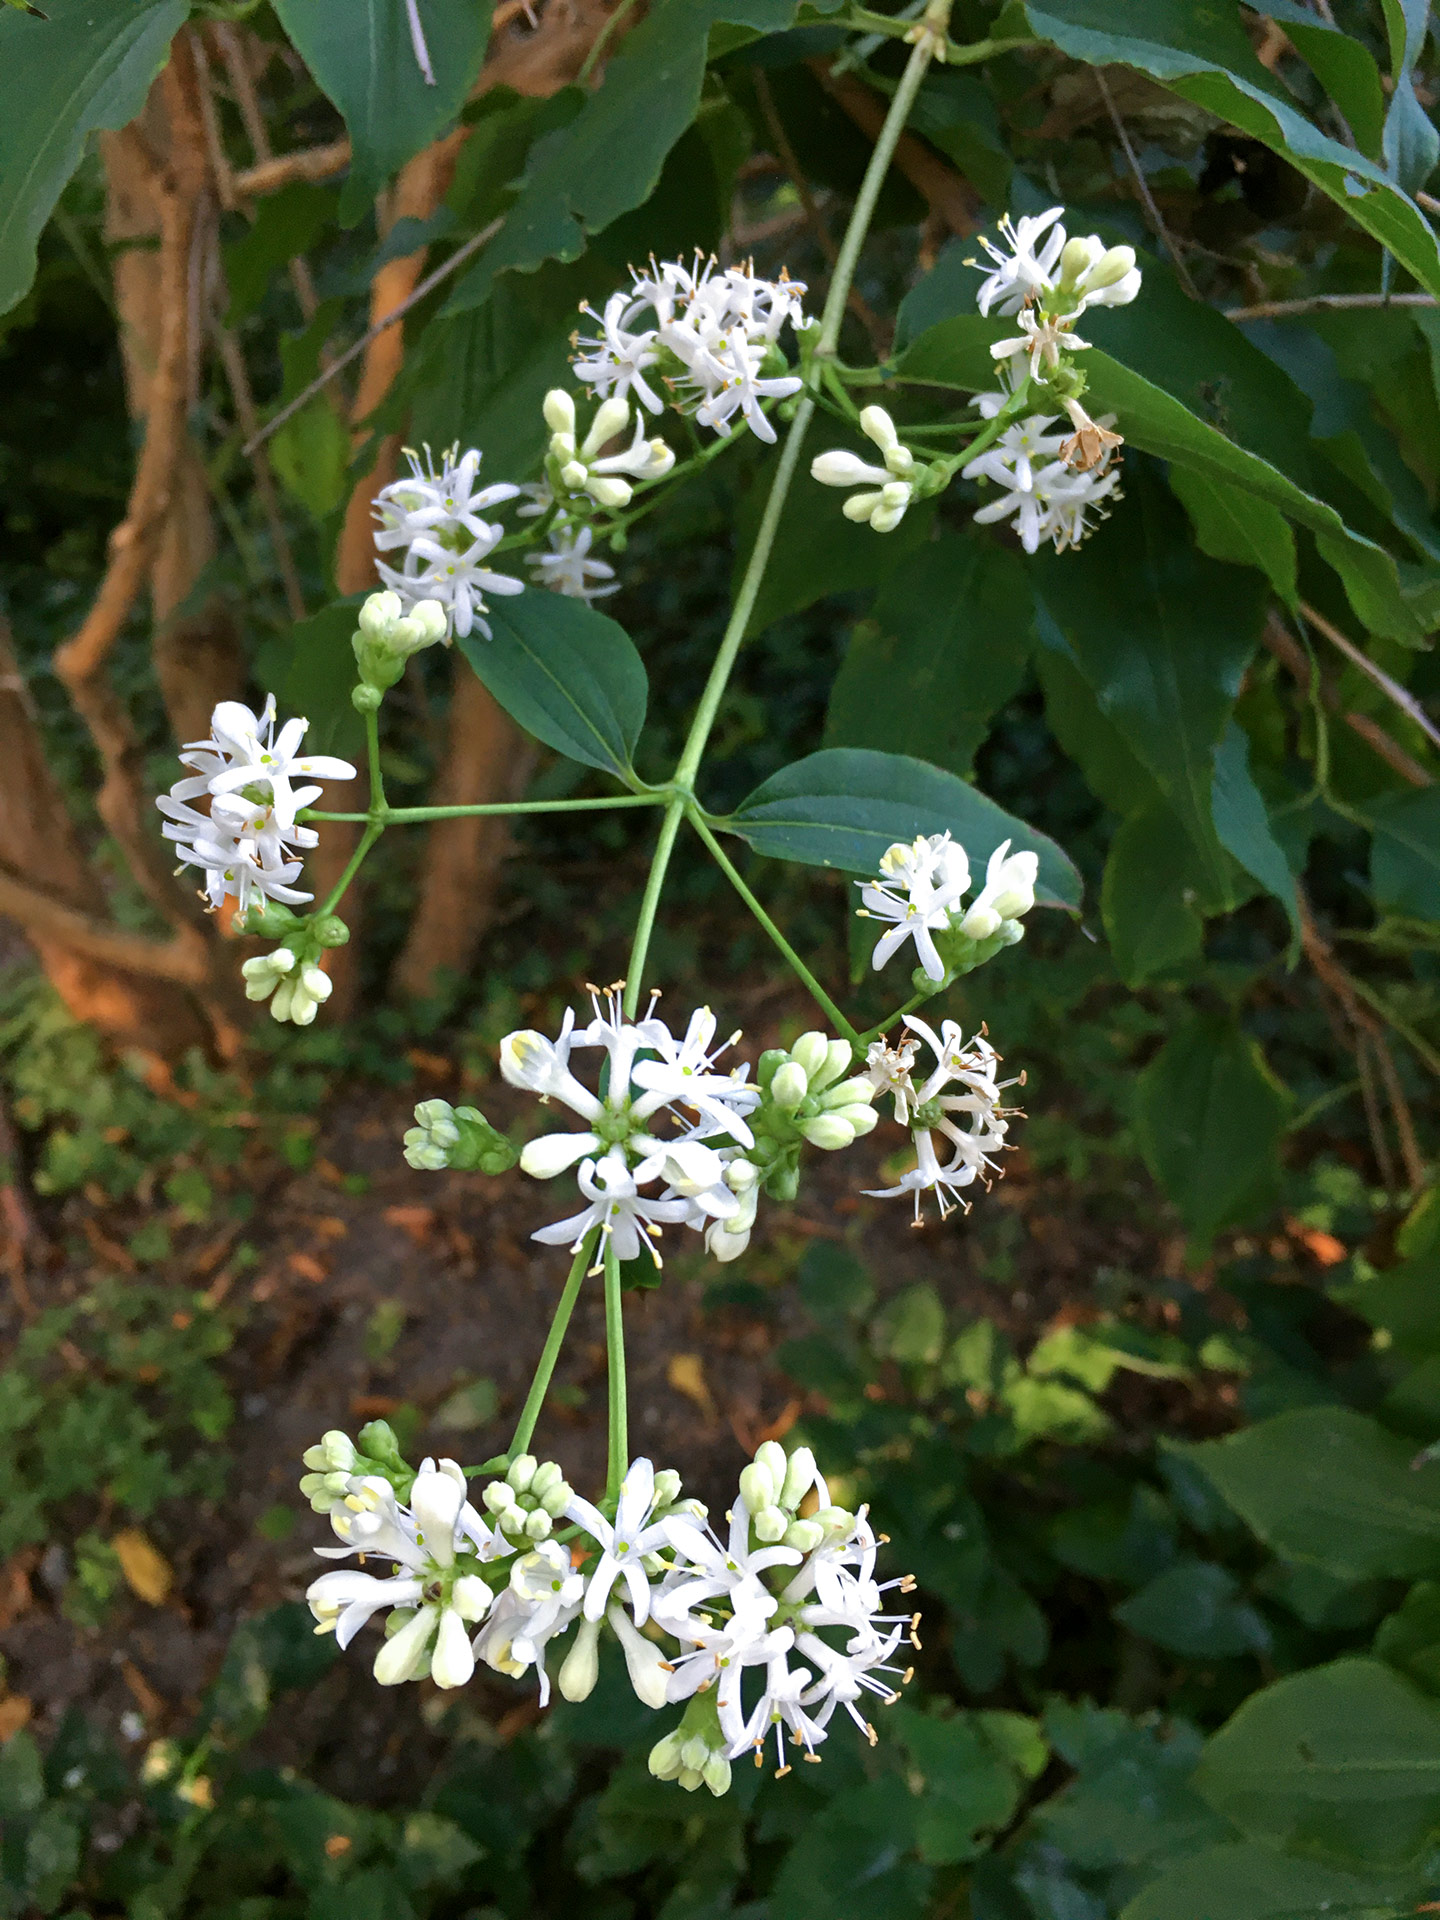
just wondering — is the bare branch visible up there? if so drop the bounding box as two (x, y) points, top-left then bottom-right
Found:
(1262, 613), (1432, 790)
(0, 869), (208, 985)
(241, 213), (505, 455)
(232, 138), (351, 199)
(1226, 292), (1439, 320)
(1094, 68), (1199, 298)
(1300, 601), (1440, 755)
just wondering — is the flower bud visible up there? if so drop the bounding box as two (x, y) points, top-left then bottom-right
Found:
(1086, 243), (1137, 291)
(559, 458), (588, 490)
(770, 1061), (809, 1111)
(652, 1468), (682, 1508)
(609, 1605), (670, 1709)
(358, 589), (405, 637)
(789, 1032), (831, 1082)
(784, 1518), (824, 1552)
(843, 488), (885, 524)
(539, 1481), (572, 1519)
(542, 389), (575, 435)
(411, 1468), (462, 1567)
(373, 1605), (435, 1686)
(757, 1048), (787, 1088)
(831, 1104), (878, 1136)
(755, 1440), (788, 1492)
(520, 1134), (591, 1179)
(452, 1575), (492, 1623)
(816, 1039), (856, 1093)
(780, 1446), (816, 1510)
(818, 1076), (873, 1110)
(815, 1504), (855, 1539)
(739, 1461), (776, 1512)
(1058, 234), (1104, 286)
(870, 481), (912, 533)
(507, 1454), (537, 1493)
(586, 475), (632, 509)
(558, 1617), (601, 1701)
(860, 405), (914, 477)
(430, 1607), (475, 1690)
(960, 904), (1002, 941)
(811, 449), (883, 488)
(352, 682), (384, 713)
(701, 1754), (732, 1796)
(800, 1113), (855, 1151)
(531, 1460), (563, 1499)
(583, 396), (631, 456)
(523, 1508), (552, 1541)
(481, 1481), (519, 1518)
(753, 1503), (788, 1543)
(649, 1731), (685, 1780)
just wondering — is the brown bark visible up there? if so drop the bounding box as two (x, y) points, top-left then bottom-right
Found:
(0, 621), (211, 1058)
(100, 58), (242, 749)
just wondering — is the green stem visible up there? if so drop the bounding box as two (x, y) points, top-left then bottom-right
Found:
(623, 800), (685, 1018)
(622, 23), (942, 1010)
(317, 820), (382, 918)
(857, 988), (933, 1047)
(305, 793), (666, 825)
(603, 1235), (628, 1500)
(689, 811), (862, 1046)
(364, 705), (387, 813)
(509, 1231), (596, 1458)
(575, 0), (641, 84)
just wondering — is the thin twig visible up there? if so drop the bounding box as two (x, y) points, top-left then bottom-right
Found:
(233, 139), (351, 199)
(752, 69), (888, 357)
(1300, 601), (1440, 754)
(1226, 291), (1440, 320)
(1262, 613), (1432, 789)
(1372, 1031), (1427, 1191)
(1094, 68), (1200, 298)
(211, 22), (318, 320)
(242, 214), (505, 454)
(212, 321), (307, 620)
(189, 27), (238, 213)
(1420, 188), (1440, 217)
(1355, 1034), (1399, 1195)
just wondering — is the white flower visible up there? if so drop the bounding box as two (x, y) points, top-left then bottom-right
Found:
(961, 412), (1068, 494)
(158, 695), (355, 914)
(812, 404), (916, 526)
(307, 1458), (508, 1690)
(565, 1456), (675, 1624)
(574, 254), (809, 444)
(546, 390), (674, 511)
(990, 304), (1088, 376)
(472, 1540), (584, 1706)
(526, 520), (618, 600)
(376, 524), (524, 643)
(857, 832), (971, 981)
(972, 207), (1067, 317)
(959, 839), (1038, 940)
(863, 1035), (921, 1124)
(965, 392), (1121, 553)
(501, 989), (759, 1269)
(865, 1017), (1020, 1222)
(1056, 234), (1142, 312)
(373, 444), (520, 559)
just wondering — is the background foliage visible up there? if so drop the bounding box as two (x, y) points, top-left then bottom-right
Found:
(1, 0), (1440, 1915)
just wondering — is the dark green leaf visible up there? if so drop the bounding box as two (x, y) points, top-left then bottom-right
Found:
(445, 0), (800, 311)
(1189, 1405), (1440, 1580)
(899, 310), (1427, 645)
(1376, 1581), (1440, 1697)
(1194, 1656), (1440, 1869)
(1101, 804), (1209, 985)
(1169, 467), (1298, 604)
(727, 747), (1081, 906)
(768, 1775), (930, 1920)
(255, 598), (367, 766)
(269, 398), (352, 521)
(1116, 1559), (1272, 1659)
(1019, 0), (1440, 298)
(1211, 720), (1301, 948)
(1368, 788), (1440, 920)
(0, 0), (186, 316)
(1254, 3), (1386, 158)
(271, 0), (492, 225)
(825, 536), (1033, 777)
(223, 181), (338, 325)
(893, 1706), (1040, 1865)
(1135, 1014), (1290, 1238)
(1335, 1246), (1440, 1360)
(1036, 647), (1163, 817)
(1037, 472), (1265, 896)
(459, 590), (648, 776)
(1036, 1706), (1227, 1870)
(1121, 1840), (1416, 1920)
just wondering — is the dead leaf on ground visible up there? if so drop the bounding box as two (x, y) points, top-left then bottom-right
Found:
(666, 1352), (716, 1419)
(0, 1550), (35, 1630)
(383, 1205), (434, 1242)
(287, 1251), (329, 1283)
(122, 1658), (166, 1721)
(111, 1529), (173, 1606)
(0, 1695), (32, 1741)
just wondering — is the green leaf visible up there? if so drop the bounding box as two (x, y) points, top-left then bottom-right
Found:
(1189, 1405), (1440, 1580)
(1135, 1014), (1290, 1239)
(1101, 803), (1208, 985)
(1036, 647), (1163, 817)
(1037, 472), (1265, 898)
(825, 535), (1033, 778)
(1169, 467), (1298, 605)
(1019, 0), (1440, 298)
(727, 747), (1081, 906)
(0, 1727), (43, 1816)
(269, 398), (352, 521)
(1334, 1246), (1440, 1360)
(900, 311), (1427, 645)
(768, 1775), (930, 1920)
(1368, 788), (1440, 920)
(1036, 1707), (1228, 1871)
(458, 591), (648, 777)
(893, 1705), (1041, 1865)
(1121, 1839), (1417, 1920)
(223, 181), (338, 325)
(444, 0), (799, 311)
(1376, 1581), (1440, 1697)
(1211, 720), (1302, 949)
(1116, 1559), (1272, 1659)
(255, 600), (367, 767)
(872, 1283), (946, 1366)
(0, 0), (186, 316)
(1194, 1657), (1440, 1869)
(272, 0), (493, 226)
(1253, 4), (1386, 158)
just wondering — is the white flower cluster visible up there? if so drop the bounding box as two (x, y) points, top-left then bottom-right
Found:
(811, 405), (920, 532)
(963, 384), (1121, 553)
(859, 831), (1038, 983)
(373, 444), (524, 641)
(305, 1439), (915, 1788)
(499, 988), (765, 1269)
(865, 1016), (1019, 1222)
(976, 205), (1140, 351)
(573, 254), (811, 445)
(157, 696), (356, 915)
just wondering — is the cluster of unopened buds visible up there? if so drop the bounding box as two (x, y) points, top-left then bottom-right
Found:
(303, 1428), (917, 1789)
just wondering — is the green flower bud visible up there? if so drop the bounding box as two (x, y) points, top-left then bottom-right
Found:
(313, 915), (350, 948)
(755, 1440), (788, 1493)
(352, 682), (384, 713)
(539, 1481), (572, 1518)
(784, 1518), (824, 1552)
(818, 1076), (875, 1111)
(739, 1461), (775, 1511)
(531, 1460), (563, 1499)
(753, 1503), (788, 1544)
(800, 1113), (854, 1151)
(701, 1754), (732, 1797)
(781, 1446), (817, 1510)
(652, 1468), (682, 1508)
(813, 1038), (856, 1093)
(771, 1061), (809, 1110)
(507, 1454), (537, 1493)
(757, 1049), (787, 1090)
(523, 1508), (552, 1541)
(649, 1731), (685, 1780)
(789, 1031), (830, 1082)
